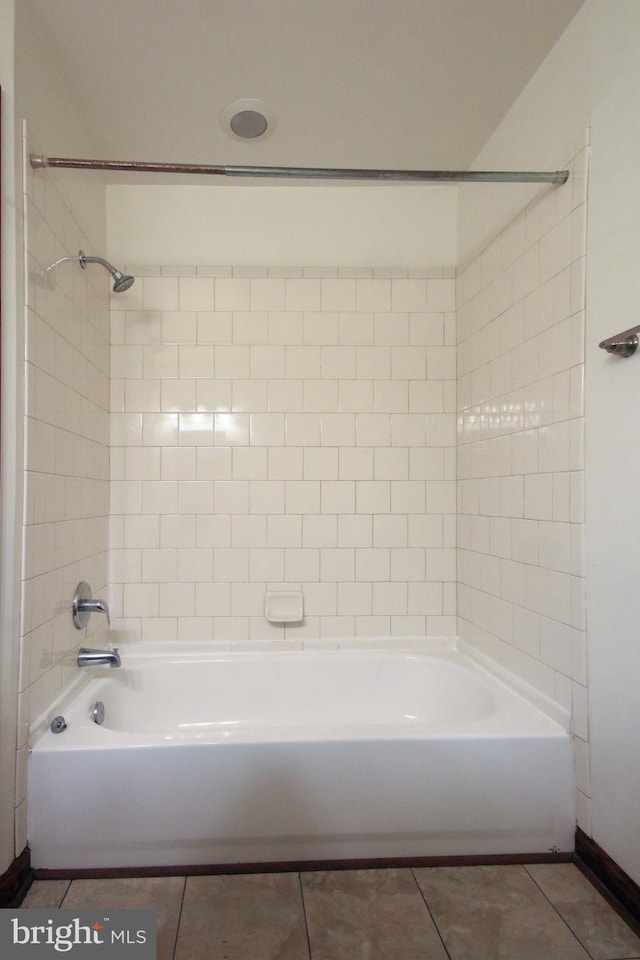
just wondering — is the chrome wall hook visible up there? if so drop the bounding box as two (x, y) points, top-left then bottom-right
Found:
(599, 324), (640, 358)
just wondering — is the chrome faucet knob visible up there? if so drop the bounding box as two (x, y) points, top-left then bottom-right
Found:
(72, 582), (111, 629)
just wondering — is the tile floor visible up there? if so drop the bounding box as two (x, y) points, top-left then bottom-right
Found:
(20, 863), (640, 960)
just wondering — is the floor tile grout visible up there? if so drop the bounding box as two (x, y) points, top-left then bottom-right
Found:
(522, 865), (595, 959)
(170, 876), (188, 960)
(297, 872), (313, 960)
(409, 866), (453, 960)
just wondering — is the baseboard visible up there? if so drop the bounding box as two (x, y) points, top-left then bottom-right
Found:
(0, 847), (32, 906)
(575, 827), (640, 931)
(33, 849), (572, 880)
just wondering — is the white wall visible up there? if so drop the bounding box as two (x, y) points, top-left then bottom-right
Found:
(459, 0), (640, 884)
(6, 0), (108, 861)
(107, 184), (457, 269)
(458, 4), (590, 265)
(583, 0), (640, 886)
(0, 0), (20, 879)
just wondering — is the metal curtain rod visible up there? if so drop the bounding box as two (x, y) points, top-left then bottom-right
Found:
(29, 154), (569, 184)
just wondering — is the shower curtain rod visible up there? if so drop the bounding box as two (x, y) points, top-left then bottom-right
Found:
(29, 154), (569, 184)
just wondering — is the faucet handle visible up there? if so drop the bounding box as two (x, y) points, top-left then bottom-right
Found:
(72, 582), (111, 629)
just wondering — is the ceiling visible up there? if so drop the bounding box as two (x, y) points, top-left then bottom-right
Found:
(27, 0), (586, 178)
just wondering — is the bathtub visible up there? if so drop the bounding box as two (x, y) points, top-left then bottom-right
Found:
(28, 642), (575, 871)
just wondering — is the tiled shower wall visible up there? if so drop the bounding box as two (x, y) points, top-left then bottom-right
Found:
(109, 268), (457, 644)
(456, 135), (590, 828)
(17, 130), (110, 846)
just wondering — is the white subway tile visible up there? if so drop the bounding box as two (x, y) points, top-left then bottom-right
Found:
(338, 514), (372, 547)
(391, 279), (427, 313)
(304, 380), (338, 412)
(303, 515), (338, 548)
(268, 313), (304, 345)
(214, 412), (250, 446)
(286, 413), (321, 446)
(232, 379), (268, 413)
(143, 277), (179, 311)
(374, 313), (409, 346)
(196, 447), (233, 480)
(285, 279), (321, 312)
(321, 279), (356, 311)
(197, 311), (233, 344)
(162, 311), (197, 344)
(143, 345), (179, 378)
(232, 515), (267, 549)
(303, 312), (339, 345)
(356, 279), (391, 312)
(233, 312), (268, 345)
(160, 515), (196, 548)
(250, 278), (286, 312)
(268, 380), (303, 412)
(215, 345), (250, 379)
(356, 549), (390, 582)
(321, 480), (355, 514)
(268, 447), (303, 480)
(286, 345), (321, 379)
(426, 279), (456, 312)
(196, 380), (232, 412)
(215, 278), (251, 311)
(214, 480), (250, 514)
(339, 312), (374, 345)
(321, 548), (355, 582)
(372, 582), (407, 615)
(179, 277), (214, 311)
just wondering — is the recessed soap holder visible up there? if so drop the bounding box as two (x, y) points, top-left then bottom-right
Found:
(264, 591), (304, 624)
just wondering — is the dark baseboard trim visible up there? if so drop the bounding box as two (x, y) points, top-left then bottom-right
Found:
(33, 849), (572, 881)
(0, 847), (32, 906)
(575, 827), (640, 932)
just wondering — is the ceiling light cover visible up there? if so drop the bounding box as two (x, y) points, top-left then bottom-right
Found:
(221, 99), (277, 142)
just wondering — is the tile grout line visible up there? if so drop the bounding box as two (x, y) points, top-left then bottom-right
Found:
(297, 872), (313, 960)
(409, 868), (453, 960)
(523, 865), (598, 960)
(58, 879), (72, 908)
(170, 875), (188, 960)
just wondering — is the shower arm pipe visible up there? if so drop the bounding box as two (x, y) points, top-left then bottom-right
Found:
(29, 154), (569, 185)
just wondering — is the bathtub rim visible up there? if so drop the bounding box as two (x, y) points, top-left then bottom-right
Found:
(28, 636), (571, 747)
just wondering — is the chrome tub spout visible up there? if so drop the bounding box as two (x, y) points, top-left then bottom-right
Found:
(77, 647), (121, 669)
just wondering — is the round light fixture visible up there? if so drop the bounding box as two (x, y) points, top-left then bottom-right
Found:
(230, 110), (268, 139)
(221, 98), (276, 141)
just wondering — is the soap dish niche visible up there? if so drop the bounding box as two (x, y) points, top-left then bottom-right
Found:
(264, 591), (304, 624)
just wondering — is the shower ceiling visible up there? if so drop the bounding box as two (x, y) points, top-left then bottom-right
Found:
(27, 0), (586, 180)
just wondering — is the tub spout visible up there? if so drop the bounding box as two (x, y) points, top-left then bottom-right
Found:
(77, 647), (121, 668)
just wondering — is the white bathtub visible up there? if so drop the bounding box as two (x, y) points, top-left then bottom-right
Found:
(28, 643), (575, 871)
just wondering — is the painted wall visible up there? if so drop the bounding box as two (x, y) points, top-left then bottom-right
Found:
(583, 0), (640, 887)
(106, 184), (457, 269)
(458, 0), (640, 884)
(0, 0), (20, 879)
(4, 0), (108, 863)
(109, 265), (457, 643)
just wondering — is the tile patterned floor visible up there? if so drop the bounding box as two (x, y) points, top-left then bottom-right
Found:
(20, 864), (640, 960)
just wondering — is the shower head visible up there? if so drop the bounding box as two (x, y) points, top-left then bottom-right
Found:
(79, 251), (135, 293)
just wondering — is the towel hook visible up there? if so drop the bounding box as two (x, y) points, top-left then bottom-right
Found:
(599, 324), (640, 358)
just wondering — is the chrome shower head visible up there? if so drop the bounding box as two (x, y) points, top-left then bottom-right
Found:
(78, 250), (135, 293)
